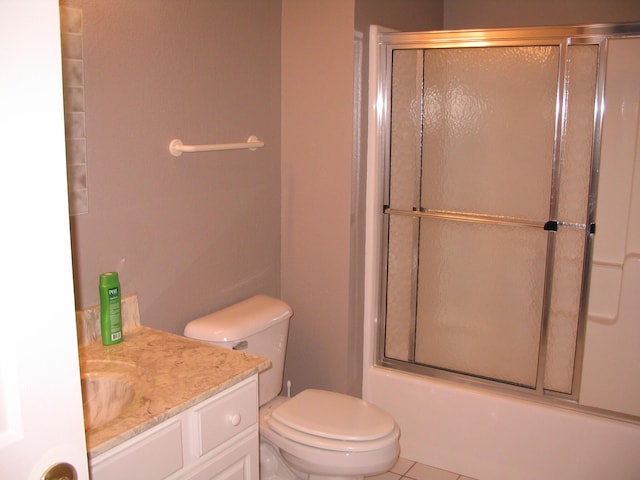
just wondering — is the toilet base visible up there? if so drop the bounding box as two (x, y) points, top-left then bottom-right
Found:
(259, 438), (368, 480)
(260, 440), (299, 480)
(259, 434), (396, 480)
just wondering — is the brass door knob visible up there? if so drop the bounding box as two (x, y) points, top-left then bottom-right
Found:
(41, 462), (77, 480)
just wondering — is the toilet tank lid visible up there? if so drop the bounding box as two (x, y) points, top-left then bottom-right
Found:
(184, 294), (292, 342)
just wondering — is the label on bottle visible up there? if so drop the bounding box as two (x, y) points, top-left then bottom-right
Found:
(100, 272), (123, 345)
(108, 286), (122, 335)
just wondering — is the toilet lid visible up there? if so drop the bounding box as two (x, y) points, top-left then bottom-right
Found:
(270, 389), (396, 442)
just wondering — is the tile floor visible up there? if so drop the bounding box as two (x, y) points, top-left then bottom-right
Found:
(367, 457), (478, 480)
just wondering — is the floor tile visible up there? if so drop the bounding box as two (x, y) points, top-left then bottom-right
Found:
(404, 462), (459, 480)
(366, 472), (402, 480)
(389, 457), (416, 476)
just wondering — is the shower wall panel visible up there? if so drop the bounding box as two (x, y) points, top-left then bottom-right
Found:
(581, 37), (640, 417)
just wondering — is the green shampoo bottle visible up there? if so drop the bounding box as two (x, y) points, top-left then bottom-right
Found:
(99, 272), (123, 345)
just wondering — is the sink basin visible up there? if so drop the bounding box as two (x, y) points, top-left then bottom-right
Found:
(81, 376), (135, 430)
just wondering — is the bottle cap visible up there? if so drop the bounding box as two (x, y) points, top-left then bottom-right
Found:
(99, 272), (119, 286)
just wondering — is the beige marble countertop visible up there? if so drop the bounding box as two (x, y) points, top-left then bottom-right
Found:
(79, 325), (270, 458)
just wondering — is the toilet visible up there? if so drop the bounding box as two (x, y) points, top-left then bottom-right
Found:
(184, 294), (400, 480)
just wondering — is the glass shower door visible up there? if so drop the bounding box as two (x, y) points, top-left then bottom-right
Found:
(383, 41), (598, 394)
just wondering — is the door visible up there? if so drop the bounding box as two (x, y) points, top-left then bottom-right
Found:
(379, 28), (600, 398)
(0, 1), (89, 479)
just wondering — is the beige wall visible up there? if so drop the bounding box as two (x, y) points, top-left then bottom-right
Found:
(63, 0), (282, 335)
(281, 0), (357, 396)
(444, 0), (640, 29)
(281, 0), (443, 397)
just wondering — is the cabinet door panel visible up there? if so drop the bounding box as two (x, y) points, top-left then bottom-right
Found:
(181, 433), (258, 480)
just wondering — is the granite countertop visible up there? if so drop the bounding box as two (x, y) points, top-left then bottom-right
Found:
(77, 298), (270, 458)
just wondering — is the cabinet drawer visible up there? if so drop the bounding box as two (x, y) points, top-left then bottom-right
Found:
(90, 418), (183, 480)
(194, 378), (258, 456)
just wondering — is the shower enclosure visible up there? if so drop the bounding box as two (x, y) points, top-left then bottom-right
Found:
(367, 22), (640, 428)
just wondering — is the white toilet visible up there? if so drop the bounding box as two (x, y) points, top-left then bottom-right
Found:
(184, 294), (400, 480)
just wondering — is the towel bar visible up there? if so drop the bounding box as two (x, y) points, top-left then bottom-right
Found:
(169, 136), (264, 156)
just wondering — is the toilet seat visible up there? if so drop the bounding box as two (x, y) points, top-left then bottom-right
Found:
(267, 389), (399, 452)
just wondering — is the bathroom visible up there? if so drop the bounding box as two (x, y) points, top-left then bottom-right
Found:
(2, 0), (640, 479)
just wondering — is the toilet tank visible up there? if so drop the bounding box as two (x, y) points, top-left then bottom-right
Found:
(183, 294), (292, 406)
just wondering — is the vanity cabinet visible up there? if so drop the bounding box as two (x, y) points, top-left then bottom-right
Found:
(89, 375), (259, 480)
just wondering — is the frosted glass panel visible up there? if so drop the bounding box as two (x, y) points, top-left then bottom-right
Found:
(389, 50), (423, 210)
(421, 46), (558, 221)
(558, 46), (598, 224)
(544, 227), (586, 393)
(414, 219), (548, 387)
(385, 215), (419, 361)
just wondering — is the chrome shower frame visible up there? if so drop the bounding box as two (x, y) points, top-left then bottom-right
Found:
(371, 22), (640, 422)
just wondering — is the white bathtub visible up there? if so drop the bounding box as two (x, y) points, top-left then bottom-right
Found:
(363, 364), (640, 480)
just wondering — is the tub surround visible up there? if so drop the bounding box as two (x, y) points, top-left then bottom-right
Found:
(77, 296), (270, 457)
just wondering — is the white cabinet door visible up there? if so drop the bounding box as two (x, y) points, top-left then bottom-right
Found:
(181, 433), (258, 480)
(90, 419), (184, 480)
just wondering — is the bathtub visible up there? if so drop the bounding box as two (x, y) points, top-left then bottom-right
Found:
(363, 364), (640, 480)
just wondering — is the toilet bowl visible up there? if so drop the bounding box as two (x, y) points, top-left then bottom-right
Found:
(184, 295), (401, 480)
(259, 391), (400, 480)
